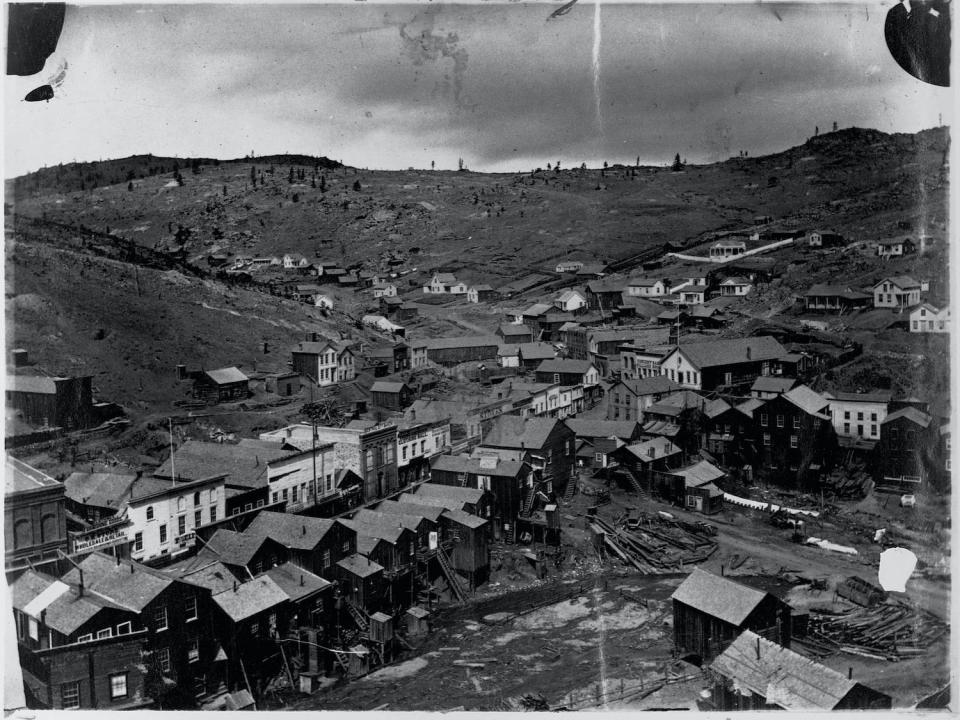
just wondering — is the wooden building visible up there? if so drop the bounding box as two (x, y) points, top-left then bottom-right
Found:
(671, 568), (792, 665)
(709, 630), (891, 711)
(191, 367), (250, 403)
(371, 381), (414, 411)
(5, 373), (96, 430)
(428, 454), (524, 541)
(5, 457), (69, 573)
(876, 406), (938, 490)
(423, 336), (500, 366)
(242, 511), (357, 582)
(479, 415), (577, 498)
(335, 554), (385, 610)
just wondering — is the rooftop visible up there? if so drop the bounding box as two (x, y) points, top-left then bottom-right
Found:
(6, 456), (61, 495)
(337, 554), (385, 578)
(672, 336), (788, 369)
(212, 575), (288, 622)
(154, 440), (291, 489)
(414, 482), (485, 504)
(883, 406), (933, 427)
(565, 418), (638, 440)
(204, 367), (249, 385)
(481, 415), (561, 450)
(783, 385), (830, 417)
(9, 570), (123, 636)
(62, 552), (174, 614)
(244, 511), (341, 550)
(63, 472), (138, 509)
(206, 528), (275, 567)
(751, 376), (797, 394)
(263, 563), (332, 602)
(671, 568), (769, 626)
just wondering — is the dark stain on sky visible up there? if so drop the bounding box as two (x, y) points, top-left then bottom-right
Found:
(547, 0), (579, 21)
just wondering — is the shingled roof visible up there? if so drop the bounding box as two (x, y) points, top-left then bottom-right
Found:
(154, 440), (290, 489)
(62, 553), (173, 614)
(671, 568), (768, 626)
(244, 511), (341, 550)
(481, 415), (561, 450)
(671, 336), (788, 370)
(212, 576), (287, 622)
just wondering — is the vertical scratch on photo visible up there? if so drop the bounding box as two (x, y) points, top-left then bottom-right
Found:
(593, 0), (603, 134)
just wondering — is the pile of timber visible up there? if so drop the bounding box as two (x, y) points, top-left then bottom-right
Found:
(592, 516), (717, 574)
(808, 598), (948, 661)
(822, 468), (872, 499)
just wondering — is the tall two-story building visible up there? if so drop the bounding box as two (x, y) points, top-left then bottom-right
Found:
(291, 340), (356, 385)
(822, 390), (891, 442)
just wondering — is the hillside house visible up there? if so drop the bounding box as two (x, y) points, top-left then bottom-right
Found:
(409, 341), (430, 369)
(291, 340), (356, 386)
(243, 511), (357, 582)
(718, 277), (752, 296)
(876, 406), (937, 489)
(709, 631), (891, 711)
(480, 416), (576, 496)
(497, 344), (520, 368)
(652, 459), (725, 514)
(750, 376), (797, 399)
(873, 276), (923, 309)
(366, 342), (410, 375)
(371, 381), (414, 411)
(293, 284), (323, 303)
(423, 272), (467, 294)
(807, 230), (844, 248)
(671, 568), (792, 665)
(467, 285), (497, 303)
(704, 398), (757, 467)
(709, 240), (746, 260)
(553, 289), (587, 312)
(608, 437), (683, 491)
(5, 373), (96, 430)
(283, 253), (310, 270)
(585, 280), (625, 312)
(535, 359), (599, 389)
(517, 342), (557, 370)
(876, 236), (916, 258)
(680, 287), (707, 305)
(497, 323), (534, 344)
(10, 569), (153, 709)
(822, 390), (891, 442)
(660, 336), (790, 391)
(5, 457), (68, 572)
(606, 376), (681, 422)
(362, 314), (405, 337)
(751, 385), (837, 489)
(372, 283), (397, 298)
(803, 284), (872, 312)
(909, 303), (950, 333)
(192, 367), (250, 403)
(575, 263), (607, 279)
(626, 277), (667, 297)
(555, 260), (585, 273)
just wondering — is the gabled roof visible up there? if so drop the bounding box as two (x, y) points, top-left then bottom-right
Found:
(517, 342), (556, 360)
(626, 277), (663, 287)
(668, 336), (788, 370)
(872, 275), (921, 290)
(522, 302), (552, 317)
(783, 385), (830, 417)
(586, 280), (624, 293)
(263, 564), (332, 602)
(910, 302), (941, 314)
(877, 236), (914, 246)
(154, 440), (290, 489)
(481, 415), (562, 450)
(556, 289), (586, 302)
(162, 556), (237, 595)
(62, 553), (174, 613)
(720, 276), (751, 286)
(535, 358), (596, 375)
(882, 406), (933, 427)
(618, 375), (681, 397)
(5, 375), (58, 394)
(564, 419), (638, 440)
(204, 367), (249, 385)
(499, 323), (532, 336)
(244, 511), (341, 550)
(670, 568), (768, 626)
(704, 398), (733, 419)
(375, 499), (446, 523)
(470, 284), (494, 292)
(497, 344), (520, 357)
(398, 493), (468, 512)
(423, 335), (499, 350)
(804, 284), (872, 300)
(352, 508), (423, 534)
(337, 554), (384, 578)
(339, 517), (406, 545)
(711, 630), (869, 710)
(736, 398), (765, 416)
(431, 454), (526, 478)
(206, 528), (274, 567)
(443, 508), (487, 529)
(620, 438), (682, 462)
(431, 272), (458, 284)
(63, 472), (138, 509)
(414, 482), (485, 504)
(6, 457), (61, 495)
(669, 460), (726, 487)
(9, 570), (123, 636)
(750, 376), (797, 394)
(648, 390), (708, 414)
(371, 381), (409, 393)
(212, 576), (288, 622)
(822, 390), (893, 404)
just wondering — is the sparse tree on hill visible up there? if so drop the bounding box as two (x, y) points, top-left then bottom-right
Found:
(320, 175), (327, 192)
(223, 185), (227, 196)
(458, 157), (465, 172)
(671, 153), (683, 171)
(832, 121), (838, 132)
(288, 167), (294, 183)
(250, 166), (256, 185)
(431, 160), (435, 170)
(353, 180), (362, 191)
(127, 181), (133, 191)
(815, 126), (819, 136)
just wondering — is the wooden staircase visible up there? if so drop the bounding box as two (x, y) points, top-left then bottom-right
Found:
(563, 477), (577, 503)
(331, 648), (352, 674)
(345, 598), (370, 631)
(505, 523), (516, 545)
(624, 468), (648, 499)
(521, 487), (538, 516)
(437, 545), (468, 603)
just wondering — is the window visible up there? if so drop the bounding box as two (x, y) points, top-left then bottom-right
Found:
(232, 507), (241, 516)
(326, 474), (333, 492)
(857, 412), (864, 421)
(209, 507), (217, 523)
(257, 500), (264, 508)
(154, 606), (168, 631)
(844, 411), (850, 420)
(871, 413), (878, 422)
(402, 446), (407, 460)
(188, 637), (199, 663)
(194, 491), (201, 506)
(157, 647), (171, 673)
(322, 549), (331, 569)
(292, 487), (298, 503)
(177, 497), (186, 512)
(365, 449), (374, 468)
(95, 627), (112, 640)
(792, 415), (800, 429)
(760, 413), (768, 427)
(250, 622), (259, 636)
(844, 423), (850, 434)
(27, 617), (39, 641)
(386, 445), (395, 462)
(134, 532), (143, 552)
(146, 506), (154, 521)
(185, 594), (197, 621)
(763, 433), (771, 446)
(159, 524), (168, 544)
(776, 414), (784, 428)
(178, 515), (186, 537)
(342, 540), (351, 553)
(209, 488), (217, 503)
(62, 681), (80, 709)
(109, 673), (128, 699)
(790, 435), (799, 448)
(282, 489), (289, 501)
(272, 491), (279, 503)
(871, 424), (878, 436)
(194, 510), (202, 528)
(117, 622), (132, 635)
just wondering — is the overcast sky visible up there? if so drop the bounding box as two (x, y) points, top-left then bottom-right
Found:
(3, 1), (952, 177)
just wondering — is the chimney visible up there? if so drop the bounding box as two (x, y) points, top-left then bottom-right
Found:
(176, 364), (187, 381)
(755, 637), (761, 660)
(746, 346), (752, 360)
(130, 563), (134, 574)
(78, 569), (84, 597)
(233, 581), (238, 593)
(300, 574), (305, 586)
(302, 525), (306, 536)
(116, 553), (120, 566)
(848, 667), (853, 680)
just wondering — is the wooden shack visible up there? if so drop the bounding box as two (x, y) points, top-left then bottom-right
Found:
(335, 554), (385, 611)
(193, 367), (250, 403)
(405, 606), (430, 636)
(442, 509), (490, 588)
(671, 568), (792, 665)
(368, 611), (394, 644)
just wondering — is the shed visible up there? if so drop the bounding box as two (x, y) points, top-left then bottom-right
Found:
(405, 606), (431, 636)
(193, 367), (250, 403)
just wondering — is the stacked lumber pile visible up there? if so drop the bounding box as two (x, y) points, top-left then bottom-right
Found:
(592, 516), (717, 574)
(821, 468), (872, 499)
(808, 598), (948, 661)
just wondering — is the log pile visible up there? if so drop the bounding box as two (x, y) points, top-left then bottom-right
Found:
(592, 516), (717, 574)
(807, 598), (948, 661)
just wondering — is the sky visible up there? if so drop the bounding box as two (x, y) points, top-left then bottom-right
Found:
(3, 1), (952, 177)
